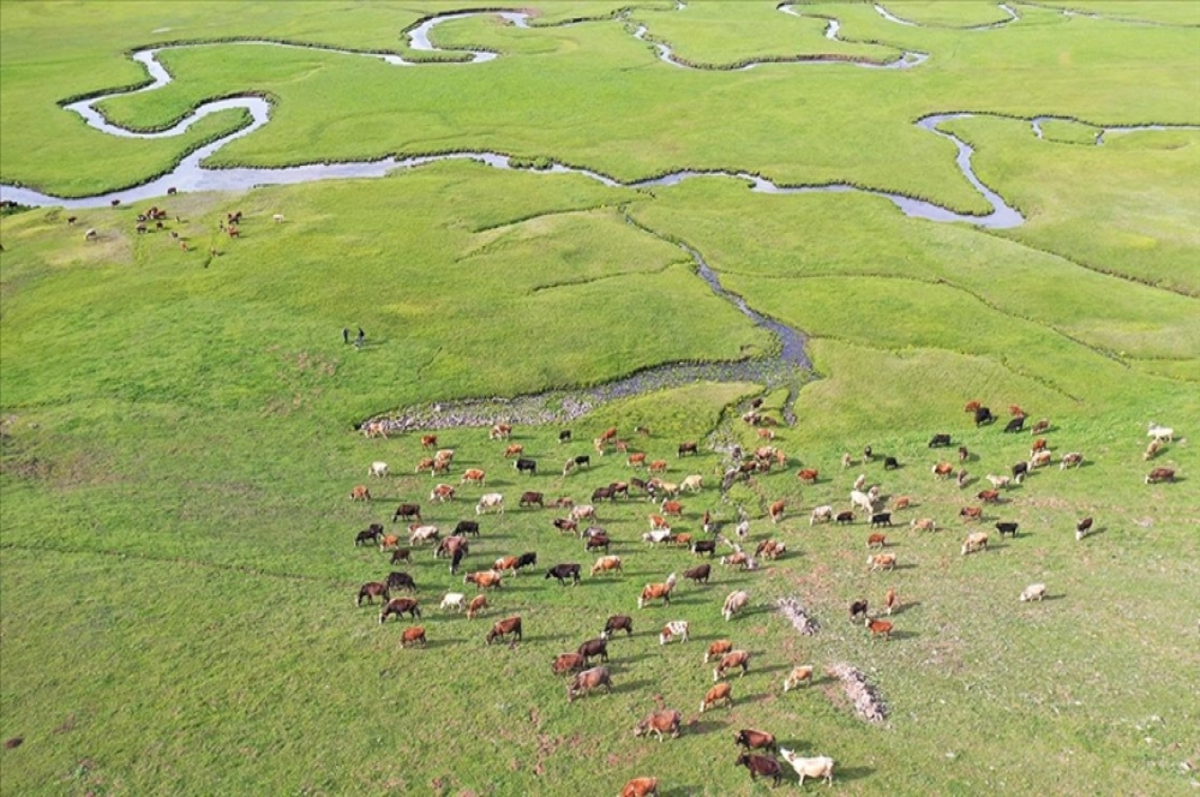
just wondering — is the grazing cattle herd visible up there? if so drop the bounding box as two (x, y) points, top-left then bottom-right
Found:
(342, 404), (1179, 792)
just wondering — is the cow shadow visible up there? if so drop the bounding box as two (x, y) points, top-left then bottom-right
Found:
(661, 787), (702, 797)
(1081, 526), (1108, 538)
(885, 629), (917, 641)
(753, 662), (793, 676)
(837, 766), (875, 784)
(618, 679), (657, 694)
(735, 690), (772, 705)
(890, 600), (921, 616)
(683, 720), (726, 737)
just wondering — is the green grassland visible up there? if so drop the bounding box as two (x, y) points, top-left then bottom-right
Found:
(2, 2), (1199, 796)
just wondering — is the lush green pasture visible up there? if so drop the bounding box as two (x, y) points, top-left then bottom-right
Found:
(3, 2), (1199, 796)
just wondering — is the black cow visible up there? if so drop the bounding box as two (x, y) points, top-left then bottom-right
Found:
(678, 441), (698, 457)
(453, 520), (480, 537)
(735, 753), (782, 787)
(592, 486), (615, 502)
(850, 599), (869, 622)
(684, 563), (711, 584)
(974, 407), (995, 426)
(584, 533), (611, 553)
(515, 457), (537, 475)
(691, 539), (717, 557)
(574, 455), (591, 468)
(836, 511), (855, 525)
(883, 456), (900, 470)
(386, 571), (416, 593)
(515, 551), (539, 571)
(602, 615), (633, 639)
(449, 546), (466, 574)
(1012, 461), (1029, 481)
(1004, 416), (1025, 433)
(928, 434), (952, 448)
(995, 521), (1019, 538)
(545, 563), (581, 586)
(392, 503), (421, 523)
(355, 523), (383, 546)
(559, 430), (572, 444)
(577, 637), (609, 664)
(870, 512), (892, 528)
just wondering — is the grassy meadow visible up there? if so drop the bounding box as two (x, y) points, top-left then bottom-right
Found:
(2, 2), (1199, 796)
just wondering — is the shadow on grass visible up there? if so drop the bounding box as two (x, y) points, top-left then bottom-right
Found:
(891, 600), (921, 616)
(819, 765), (873, 784)
(753, 662), (793, 676)
(884, 629), (918, 641)
(618, 679), (657, 693)
(661, 787), (702, 797)
(684, 719), (727, 736)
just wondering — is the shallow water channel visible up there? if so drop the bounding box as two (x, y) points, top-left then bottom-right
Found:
(2, 7), (1190, 430)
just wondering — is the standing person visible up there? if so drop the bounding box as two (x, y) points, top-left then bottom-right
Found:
(356, 327), (365, 349)
(342, 327), (350, 344)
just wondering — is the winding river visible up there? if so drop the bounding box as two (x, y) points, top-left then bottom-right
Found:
(2, 5), (1193, 430)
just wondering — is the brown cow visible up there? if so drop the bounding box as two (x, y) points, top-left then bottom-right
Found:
(379, 597), (421, 623)
(769, 499), (786, 523)
(796, 468), (819, 484)
(466, 594), (488, 619)
(551, 652), (587, 676)
(421, 434), (437, 449)
(661, 500), (683, 517)
(520, 491), (544, 508)
(865, 616), (893, 640)
(714, 650), (751, 681)
(461, 468), (486, 485)
(490, 423), (512, 440)
(734, 729), (777, 753)
(349, 485), (371, 501)
(566, 666), (613, 702)
(700, 682), (733, 712)
(620, 777), (659, 797)
(430, 483), (455, 503)
(486, 615), (522, 645)
(638, 573), (677, 608)
(1146, 467), (1175, 484)
(464, 570), (503, 590)
(735, 753), (782, 787)
(590, 555), (623, 576)
(867, 553), (897, 572)
(959, 506), (983, 522)
(356, 581), (389, 606)
(648, 459), (668, 474)
(705, 639), (733, 663)
(503, 443), (524, 458)
(633, 709), (682, 742)
(932, 462), (954, 479)
(399, 626), (427, 648)
(976, 489), (1001, 504)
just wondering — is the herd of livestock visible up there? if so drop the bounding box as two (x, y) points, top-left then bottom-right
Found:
(346, 403), (1179, 793)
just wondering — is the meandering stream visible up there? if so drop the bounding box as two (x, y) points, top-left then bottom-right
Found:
(2, 5), (1192, 430)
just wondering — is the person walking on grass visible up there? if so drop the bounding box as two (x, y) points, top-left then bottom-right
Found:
(355, 327), (365, 349)
(343, 327), (350, 344)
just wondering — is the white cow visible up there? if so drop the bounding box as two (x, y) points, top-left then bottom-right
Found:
(440, 592), (466, 611)
(779, 748), (834, 786)
(722, 590), (750, 621)
(659, 620), (690, 645)
(475, 493), (504, 515)
(368, 461), (389, 478)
